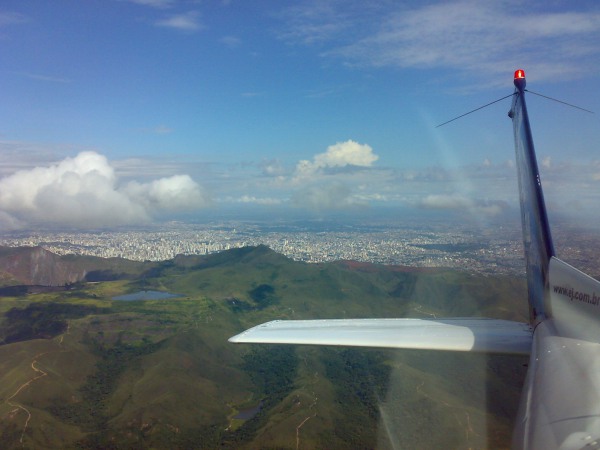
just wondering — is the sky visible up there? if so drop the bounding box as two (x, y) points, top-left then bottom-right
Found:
(1, 0), (600, 230)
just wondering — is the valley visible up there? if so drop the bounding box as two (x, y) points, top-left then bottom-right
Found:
(0, 245), (528, 449)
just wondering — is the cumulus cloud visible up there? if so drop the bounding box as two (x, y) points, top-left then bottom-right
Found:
(418, 193), (508, 217)
(295, 140), (378, 178)
(0, 151), (210, 229)
(122, 175), (209, 212)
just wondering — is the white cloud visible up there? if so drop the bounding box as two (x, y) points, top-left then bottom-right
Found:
(419, 193), (473, 210)
(111, 157), (190, 179)
(0, 11), (28, 27)
(355, 192), (387, 202)
(123, 174), (210, 212)
(0, 151), (210, 229)
(20, 72), (71, 83)
(291, 182), (366, 211)
(152, 124), (173, 134)
(126, 0), (174, 8)
(0, 141), (67, 177)
(156, 11), (203, 32)
(221, 35), (242, 48)
(0, 152), (115, 211)
(281, 1), (600, 83)
(418, 193), (508, 217)
(260, 159), (286, 177)
(0, 210), (24, 231)
(231, 195), (283, 205)
(132, 124), (173, 135)
(276, 2), (353, 45)
(295, 140), (378, 178)
(541, 156), (552, 169)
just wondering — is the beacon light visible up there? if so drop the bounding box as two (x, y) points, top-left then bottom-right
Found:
(514, 69), (526, 90)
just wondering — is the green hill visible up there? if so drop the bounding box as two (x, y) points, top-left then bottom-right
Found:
(0, 245), (528, 449)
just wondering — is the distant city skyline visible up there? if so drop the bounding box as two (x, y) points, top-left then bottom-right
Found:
(1, 1), (599, 230)
(0, 217), (528, 274)
(2, 215), (600, 279)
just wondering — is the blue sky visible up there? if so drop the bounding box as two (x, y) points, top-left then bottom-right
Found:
(1, 0), (599, 229)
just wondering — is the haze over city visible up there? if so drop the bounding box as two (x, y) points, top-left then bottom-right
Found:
(1, 0), (599, 230)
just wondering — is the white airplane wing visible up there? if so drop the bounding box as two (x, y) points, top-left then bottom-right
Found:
(229, 317), (532, 354)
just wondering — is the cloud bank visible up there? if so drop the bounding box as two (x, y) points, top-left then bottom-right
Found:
(418, 193), (509, 217)
(0, 151), (210, 230)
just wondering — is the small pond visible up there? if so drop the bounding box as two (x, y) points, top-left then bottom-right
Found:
(234, 401), (263, 420)
(112, 290), (183, 301)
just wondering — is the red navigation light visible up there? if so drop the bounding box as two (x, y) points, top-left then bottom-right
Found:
(514, 69), (525, 80)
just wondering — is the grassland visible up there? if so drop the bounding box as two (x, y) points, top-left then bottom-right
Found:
(0, 245), (528, 449)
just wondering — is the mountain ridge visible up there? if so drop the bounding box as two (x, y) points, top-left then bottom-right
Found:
(0, 245), (153, 286)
